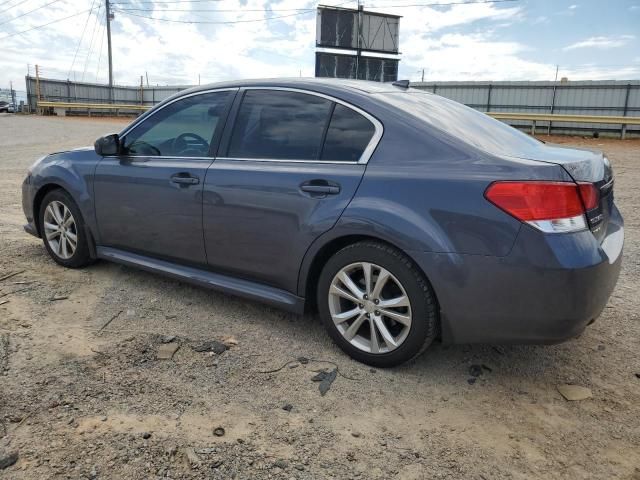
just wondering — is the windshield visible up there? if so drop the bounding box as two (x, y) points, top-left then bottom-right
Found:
(378, 90), (543, 157)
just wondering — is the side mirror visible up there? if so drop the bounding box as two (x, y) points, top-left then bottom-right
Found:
(94, 133), (120, 156)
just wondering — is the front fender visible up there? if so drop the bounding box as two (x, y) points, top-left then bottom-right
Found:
(29, 148), (101, 240)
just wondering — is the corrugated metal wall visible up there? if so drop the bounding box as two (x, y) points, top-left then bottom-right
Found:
(413, 80), (640, 137)
(25, 76), (190, 111)
(24, 77), (640, 137)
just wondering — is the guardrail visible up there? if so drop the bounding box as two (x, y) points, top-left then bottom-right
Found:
(35, 101), (640, 138)
(487, 112), (640, 139)
(37, 101), (149, 115)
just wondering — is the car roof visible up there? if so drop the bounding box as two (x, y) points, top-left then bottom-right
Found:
(183, 77), (406, 96)
(124, 78), (426, 137)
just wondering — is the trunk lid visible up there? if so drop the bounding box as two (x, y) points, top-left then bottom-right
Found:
(509, 143), (613, 243)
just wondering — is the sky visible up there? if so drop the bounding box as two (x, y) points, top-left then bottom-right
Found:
(0, 0), (639, 92)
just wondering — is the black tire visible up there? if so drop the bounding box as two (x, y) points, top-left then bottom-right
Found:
(317, 241), (438, 368)
(38, 189), (93, 268)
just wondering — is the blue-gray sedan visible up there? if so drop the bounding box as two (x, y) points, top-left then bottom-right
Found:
(22, 79), (623, 367)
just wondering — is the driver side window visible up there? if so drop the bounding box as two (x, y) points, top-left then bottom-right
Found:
(122, 91), (233, 158)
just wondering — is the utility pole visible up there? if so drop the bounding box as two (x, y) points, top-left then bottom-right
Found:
(10, 81), (16, 108)
(554, 64), (559, 82)
(356, 0), (362, 80)
(35, 64), (41, 114)
(105, 0), (114, 103)
(421, 68), (425, 82)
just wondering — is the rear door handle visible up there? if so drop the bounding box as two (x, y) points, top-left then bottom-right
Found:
(171, 173), (199, 185)
(300, 180), (341, 195)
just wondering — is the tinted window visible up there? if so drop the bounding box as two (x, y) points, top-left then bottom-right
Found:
(321, 104), (375, 161)
(379, 91), (543, 157)
(228, 90), (333, 160)
(123, 91), (233, 157)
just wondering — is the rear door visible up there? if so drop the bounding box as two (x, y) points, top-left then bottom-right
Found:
(203, 88), (381, 293)
(94, 89), (236, 265)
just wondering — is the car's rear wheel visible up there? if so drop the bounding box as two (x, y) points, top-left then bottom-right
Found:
(318, 241), (438, 367)
(39, 189), (92, 268)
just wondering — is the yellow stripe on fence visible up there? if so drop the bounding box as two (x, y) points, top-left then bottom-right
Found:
(37, 101), (149, 111)
(487, 112), (640, 138)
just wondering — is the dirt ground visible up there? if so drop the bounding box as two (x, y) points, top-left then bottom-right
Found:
(0, 114), (639, 480)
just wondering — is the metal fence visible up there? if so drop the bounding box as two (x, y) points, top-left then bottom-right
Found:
(24, 76), (640, 137)
(412, 80), (640, 137)
(25, 76), (191, 112)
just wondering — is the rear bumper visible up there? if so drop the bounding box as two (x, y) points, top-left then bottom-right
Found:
(411, 205), (624, 344)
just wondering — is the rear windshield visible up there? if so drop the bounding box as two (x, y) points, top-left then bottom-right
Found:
(378, 90), (542, 156)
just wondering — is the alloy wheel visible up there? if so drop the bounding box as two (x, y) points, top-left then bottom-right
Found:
(328, 262), (412, 354)
(43, 200), (78, 260)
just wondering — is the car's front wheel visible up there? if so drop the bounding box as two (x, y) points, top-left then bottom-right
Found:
(39, 189), (92, 268)
(318, 241), (438, 367)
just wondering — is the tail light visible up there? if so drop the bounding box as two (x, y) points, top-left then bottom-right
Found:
(485, 181), (598, 233)
(577, 182), (599, 210)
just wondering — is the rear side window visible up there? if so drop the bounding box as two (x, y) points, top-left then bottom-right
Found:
(379, 91), (543, 157)
(321, 104), (375, 162)
(228, 90), (333, 160)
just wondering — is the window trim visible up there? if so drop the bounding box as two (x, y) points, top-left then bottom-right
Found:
(115, 87), (239, 160)
(218, 87), (383, 165)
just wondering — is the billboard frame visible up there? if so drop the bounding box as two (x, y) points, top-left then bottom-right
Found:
(316, 5), (402, 55)
(315, 51), (400, 83)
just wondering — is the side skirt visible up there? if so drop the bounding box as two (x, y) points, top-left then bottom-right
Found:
(96, 246), (306, 314)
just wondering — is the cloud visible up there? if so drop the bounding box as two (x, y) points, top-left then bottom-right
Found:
(0, 0), (324, 88)
(402, 32), (556, 81)
(531, 15), (550, 24)
(0, 0), (636, 90)
(371, 2), (523, 33)
(561, 64), (640, 80)
(563, 34), (636, 50)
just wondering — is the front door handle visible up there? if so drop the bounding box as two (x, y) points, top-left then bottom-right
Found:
(171, 173), (199, 185)
(300, 180), (341, 195)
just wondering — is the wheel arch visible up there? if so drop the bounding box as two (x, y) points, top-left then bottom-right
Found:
(299, 233), (440, 318)
(33, 183), (97, 258)
(33, 183), (66, 237)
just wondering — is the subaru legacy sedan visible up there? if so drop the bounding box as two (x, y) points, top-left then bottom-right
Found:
(22, 79), (623, 367)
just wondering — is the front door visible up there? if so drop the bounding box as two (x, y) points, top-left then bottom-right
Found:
(94, 89), (236, 266)
(203, 88), (380, 292)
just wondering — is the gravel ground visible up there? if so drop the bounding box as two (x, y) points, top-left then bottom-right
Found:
(0, 114), (639, 479)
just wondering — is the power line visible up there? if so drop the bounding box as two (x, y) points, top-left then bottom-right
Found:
(367, 0), (519, 7)
(82, 4), (103, 82)
(110, 0), (521, 22)
(0, 0), (66, 27)
(68, 0), (98, 78)
(0, 8), (91, 39)
(95, 10), (106, 82)
(111, 1), (353, 24)
(0, 0), (31, 15)
(111, 8), (317, 24)
(106, 0), (114, 98)
(111, 0), (225, 4)
(114, 7), (317, 12)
